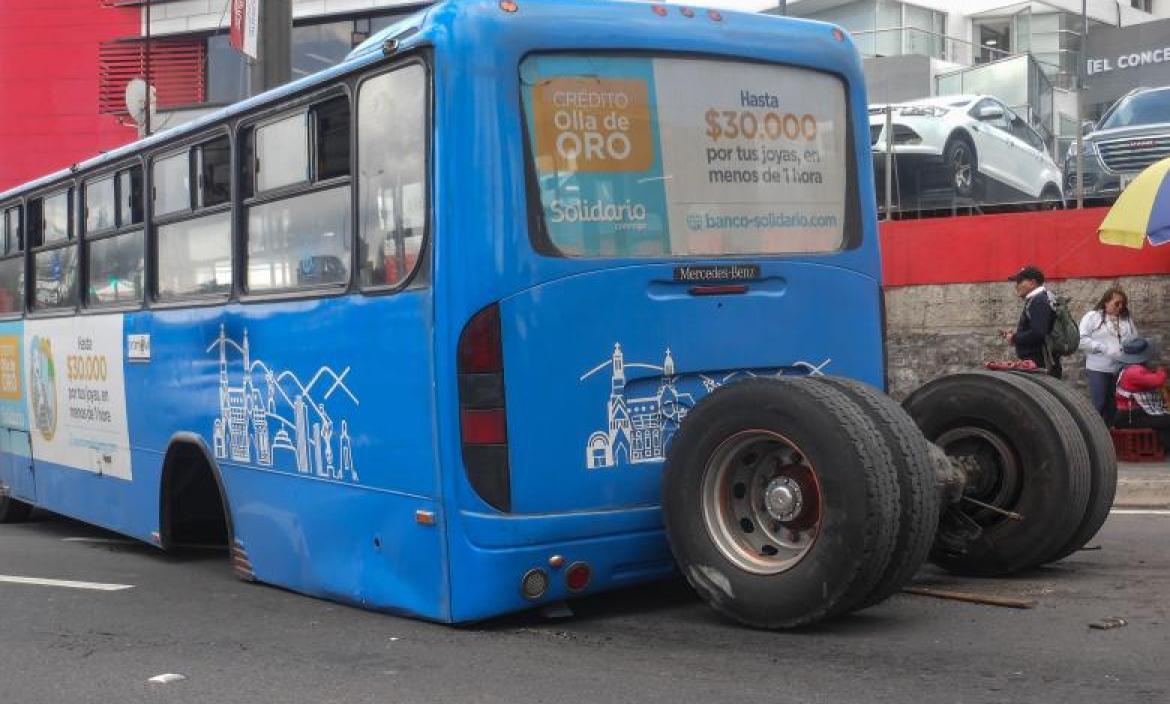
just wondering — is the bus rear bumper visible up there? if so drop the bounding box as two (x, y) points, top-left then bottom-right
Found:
(459, 504), (663, 548)
(447, 506), (677, 623)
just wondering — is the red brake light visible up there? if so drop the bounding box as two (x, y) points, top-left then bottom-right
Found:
(458, 304), (503, 373)
(708, 9), (722, 21)
(566, 562), (591, 592)
(652, 4), (668, 16)
(460, 408), (508, 445)
(679, 6), (694, 17)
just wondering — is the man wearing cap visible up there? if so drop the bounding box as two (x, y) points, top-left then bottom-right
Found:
(1001, 265), (1061, 378)
(1113, 337), (1170, 448)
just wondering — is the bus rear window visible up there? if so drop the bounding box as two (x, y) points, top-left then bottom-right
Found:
(520, 55), (850, 258)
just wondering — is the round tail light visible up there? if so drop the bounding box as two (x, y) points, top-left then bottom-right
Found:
(565, 562), (591, 592)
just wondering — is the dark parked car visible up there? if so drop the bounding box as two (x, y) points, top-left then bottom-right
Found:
(1065, 86), (1170, 199)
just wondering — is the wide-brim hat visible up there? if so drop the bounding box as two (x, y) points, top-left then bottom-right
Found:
(1118, 337), (1160, 365)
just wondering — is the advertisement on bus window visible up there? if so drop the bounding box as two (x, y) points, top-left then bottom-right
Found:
(521, 55), (848, 257)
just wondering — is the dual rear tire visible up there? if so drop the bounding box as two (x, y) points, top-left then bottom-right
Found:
(905, 371), (1113, 574)
(662, 376), (936, 628)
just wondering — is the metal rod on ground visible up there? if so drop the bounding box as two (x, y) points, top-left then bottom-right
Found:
(902, 586), (1037, 609)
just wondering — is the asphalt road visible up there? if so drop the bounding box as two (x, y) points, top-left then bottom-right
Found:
(1, 510), (1167, 704)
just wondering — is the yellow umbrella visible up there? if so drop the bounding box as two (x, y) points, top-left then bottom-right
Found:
(1098, 156), (1170, 248)
(1095, 155), (1170, 246)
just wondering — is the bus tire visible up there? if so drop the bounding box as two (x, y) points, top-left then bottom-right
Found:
(0, 494), (33, 523)
(903, 372), (1091, 576)
(1008, 371), (1117, 562)
(813, 376), (939, 611)
(662, 377), (900, 629)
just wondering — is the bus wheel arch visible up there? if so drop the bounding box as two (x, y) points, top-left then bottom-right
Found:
(158, 433), (234, 554)
(0, 494), (33, 523)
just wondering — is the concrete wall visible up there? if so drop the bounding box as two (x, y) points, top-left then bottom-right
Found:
(884, 275), (1170, 399)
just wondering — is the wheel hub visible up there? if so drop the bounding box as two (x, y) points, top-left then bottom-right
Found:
(700, 431), (823, 575)
(764, 476), (802, 522)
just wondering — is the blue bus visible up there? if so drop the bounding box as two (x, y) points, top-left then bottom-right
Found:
(0, 0), (1114, 629)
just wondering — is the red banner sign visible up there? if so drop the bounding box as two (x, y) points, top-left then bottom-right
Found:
(229, 0), (259, 59)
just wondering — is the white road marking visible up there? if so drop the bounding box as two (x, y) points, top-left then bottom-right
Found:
(62, 537), (136, 545)
(1110, 509), (1170, 516)
(148, 674), (187, 685)
(0, 575), (134, 591)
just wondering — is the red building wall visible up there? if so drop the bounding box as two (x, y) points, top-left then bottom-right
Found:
(0, 1), (139, 192)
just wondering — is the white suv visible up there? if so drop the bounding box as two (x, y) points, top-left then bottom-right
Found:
(870, 95), (1063, 207)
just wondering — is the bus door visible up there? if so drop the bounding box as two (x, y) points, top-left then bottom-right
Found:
(500, 53), (881, 514)
(2, 429), (36, 503)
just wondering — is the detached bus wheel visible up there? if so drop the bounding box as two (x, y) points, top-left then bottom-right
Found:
(903, 372), (1091, 576)
(0, 494), (33, 523)
(814, 376), (939, 611)
(663, 377), (900, 629)
(1008, 372), (1117, 562)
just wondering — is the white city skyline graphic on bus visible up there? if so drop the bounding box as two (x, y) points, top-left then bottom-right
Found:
(208, 325), (360, 483)
(580, 343), (831, 470)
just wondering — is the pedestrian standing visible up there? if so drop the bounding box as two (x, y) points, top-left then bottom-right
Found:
(1001, 265), (1062, 378)
(1078, 287), (1138, 422)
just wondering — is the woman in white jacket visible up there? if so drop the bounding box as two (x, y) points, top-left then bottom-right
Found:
(1079, 287), (1139, 422)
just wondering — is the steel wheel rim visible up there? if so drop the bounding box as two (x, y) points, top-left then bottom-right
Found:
(700, 430), (823, 575)
(937, 426), (1021, 526)
(952, 145), (972, 190)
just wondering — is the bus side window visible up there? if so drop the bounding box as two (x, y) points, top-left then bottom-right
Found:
(256, 113), (309, 192)
(196, 136), (231, 208)
(357, 64), (427, 289)
(244, 95), (352, 294)
(156, 213), (232, 299)
(154, 137), (233, 301)
(84, 175), (116, 234)
(314, 96), (350, 182)
(0, 206), (23, 314)
(153, 150), (191, 217)
(30, 188), (79, 311)
(118, 166), (144, 226)
(87, 165), (145, 307)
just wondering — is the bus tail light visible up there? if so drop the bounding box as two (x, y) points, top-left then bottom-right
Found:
(458, 304), (511, 512)
(565, 562), (591, 592)
(460, 408), (507, 445)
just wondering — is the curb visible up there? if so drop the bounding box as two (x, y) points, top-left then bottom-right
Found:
(1114, 462), (1170, 508)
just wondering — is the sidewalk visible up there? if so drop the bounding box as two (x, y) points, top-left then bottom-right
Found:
(1116, 461), (1170, 508)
